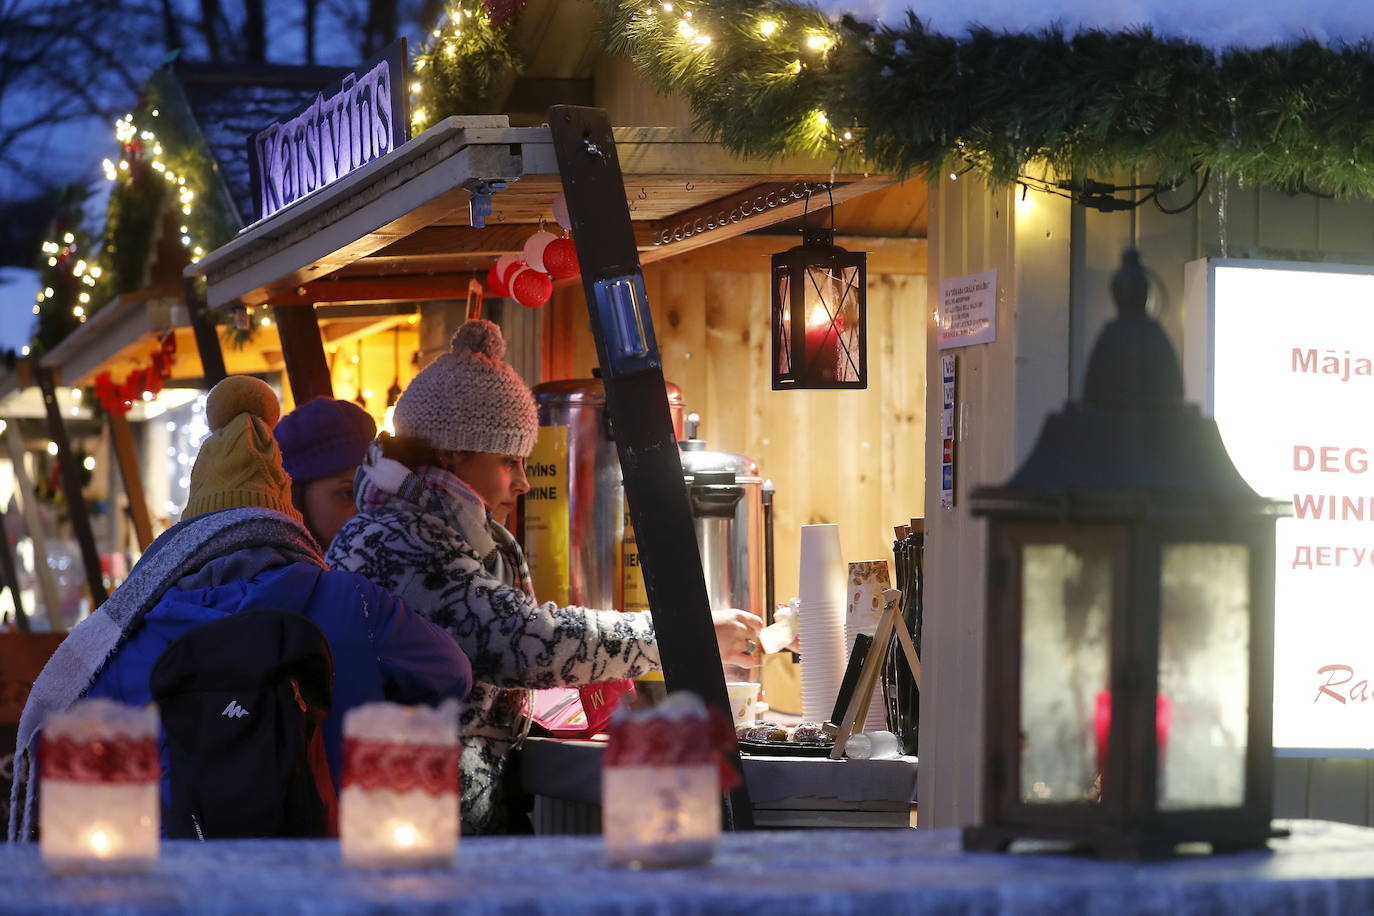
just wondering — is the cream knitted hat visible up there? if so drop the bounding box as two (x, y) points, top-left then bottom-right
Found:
(393, 319), (539, 457)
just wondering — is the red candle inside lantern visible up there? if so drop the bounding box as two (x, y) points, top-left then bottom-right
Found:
(804, 302), (843, 382)
(1093, 690), (1173, 773)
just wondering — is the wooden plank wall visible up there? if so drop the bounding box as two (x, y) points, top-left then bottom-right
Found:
(542, 234), (928, 620)
(928, 166), (1374, 828)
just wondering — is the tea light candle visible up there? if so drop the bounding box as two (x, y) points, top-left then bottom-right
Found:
(40, 698), (160, 874)
(603, 692), (737, 869)
(340, 699), (460, 869)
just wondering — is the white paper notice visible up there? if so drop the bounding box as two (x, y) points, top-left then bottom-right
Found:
(1207, 263), (1374, 752)
(939, 269), (997, 349)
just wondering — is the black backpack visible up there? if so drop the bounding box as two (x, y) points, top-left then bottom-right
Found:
(149, 609), (336, 839)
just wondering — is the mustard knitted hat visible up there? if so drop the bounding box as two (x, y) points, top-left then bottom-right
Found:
(393, 319), (539, 457)
(182, 376), (303, 523)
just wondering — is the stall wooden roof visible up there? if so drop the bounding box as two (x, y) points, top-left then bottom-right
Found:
(37, 288), (422, 389)
(188, 115), (894, 310)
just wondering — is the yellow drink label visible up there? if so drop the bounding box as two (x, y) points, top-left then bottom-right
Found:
(525, 425), (569, 607)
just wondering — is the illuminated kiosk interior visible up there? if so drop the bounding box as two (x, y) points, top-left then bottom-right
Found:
(1186, 259), (1374, 755)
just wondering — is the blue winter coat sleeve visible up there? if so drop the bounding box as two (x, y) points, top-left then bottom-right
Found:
(360, 575), (473, 706)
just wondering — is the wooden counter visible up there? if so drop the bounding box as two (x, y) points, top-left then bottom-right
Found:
(517, 736), (917, 831)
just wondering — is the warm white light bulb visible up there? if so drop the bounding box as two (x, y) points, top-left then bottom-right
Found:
(392, 823), (418, 848)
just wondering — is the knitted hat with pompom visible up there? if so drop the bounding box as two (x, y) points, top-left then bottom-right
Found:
(182, 376), (303, 523)
(393, 319), (539, 457)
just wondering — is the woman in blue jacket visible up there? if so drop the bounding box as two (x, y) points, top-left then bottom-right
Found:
(9, 377), (470, 841)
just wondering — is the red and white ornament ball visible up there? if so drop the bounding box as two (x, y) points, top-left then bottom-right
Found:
(511, 267), (552, 309)
(542, 237), (579, 280)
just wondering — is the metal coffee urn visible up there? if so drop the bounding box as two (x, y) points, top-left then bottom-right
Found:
(527, 380), (769, 635)
(674, 413), (767, 622)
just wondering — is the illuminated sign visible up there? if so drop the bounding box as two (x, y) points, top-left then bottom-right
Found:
(247, 41), (408, 223)
(1185, 259), (1374, 753)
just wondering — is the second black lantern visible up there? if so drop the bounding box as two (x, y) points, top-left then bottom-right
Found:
(771, 221), (867, 390)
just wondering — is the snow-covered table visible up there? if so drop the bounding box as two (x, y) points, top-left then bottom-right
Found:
(2, 820), (1373, 914)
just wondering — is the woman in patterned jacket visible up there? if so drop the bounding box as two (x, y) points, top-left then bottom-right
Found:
(327, 319), (763, 835)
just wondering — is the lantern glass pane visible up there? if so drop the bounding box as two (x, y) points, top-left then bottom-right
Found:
(1020, 543), (1112, 805)
(775, 272), (792, 376)
(1157, 543), (1250, 810)
(801, 263), (861, 383)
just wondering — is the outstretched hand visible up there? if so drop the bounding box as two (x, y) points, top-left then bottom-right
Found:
(711, 608), (765, 669)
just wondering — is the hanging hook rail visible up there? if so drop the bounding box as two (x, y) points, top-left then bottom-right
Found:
(653, 181), (833, 247)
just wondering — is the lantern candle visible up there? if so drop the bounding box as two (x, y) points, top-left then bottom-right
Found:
(340, 699), (460, 869)
(40, 698), (159, 874)
(603, 692), (738, 869)
(804, 302), (843, 382)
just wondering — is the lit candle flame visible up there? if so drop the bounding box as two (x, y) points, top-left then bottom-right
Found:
(807, 302), (831, 328)
(88, 828), (113, 857)
(391, 823), (419, 848)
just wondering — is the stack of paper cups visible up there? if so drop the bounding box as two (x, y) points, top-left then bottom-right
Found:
(846, 560), (893, 733)
(798, 524), (847, 723)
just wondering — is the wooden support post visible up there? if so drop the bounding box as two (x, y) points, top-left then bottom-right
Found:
(107, 413), (154, 552)
(273, 305), (334, 403)
(0, 490), (27, 630)
(35, 367), (108, 608)
(184, 275), (227, 386)
(549, 105), (754, 829)
(4, 420), (62, 630)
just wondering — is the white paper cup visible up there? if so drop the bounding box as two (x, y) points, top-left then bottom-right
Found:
(797, 525), (845, 608)
(725, 682), (761, 726)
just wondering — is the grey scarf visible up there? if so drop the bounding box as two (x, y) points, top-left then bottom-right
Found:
(7, 507), (324, 841)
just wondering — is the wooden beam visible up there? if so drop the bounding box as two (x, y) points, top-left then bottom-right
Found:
(265, 276), (475, 307)
(315, 303), (420, 320)
(370, 224), (535, 260)
(107, 412), (154, 552)
(199, 142), (521, 309)
(550, 104), (754, 829)
(4, 420), (62, 630)
(320, 315), (410, 351)
(35, 366), (108, 607)
(184, 275), (227, 387)
(654, 234), (929, 276)
(636, 177), (896, 266)
(0, 487), (27, 630)
(272, 306), (334, 403)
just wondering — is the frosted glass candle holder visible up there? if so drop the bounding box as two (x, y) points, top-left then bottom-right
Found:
(602, 693), (726, 869)
(40, 698), (160, 874)
(340, 699), (460, 869)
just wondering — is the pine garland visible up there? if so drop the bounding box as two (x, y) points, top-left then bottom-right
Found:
(411, 6), (523, 132)
(32, 68), (246, 356)
(594, 0), (1374, 197)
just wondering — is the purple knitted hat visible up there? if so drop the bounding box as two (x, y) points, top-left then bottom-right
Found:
(275, 397), (377, 484)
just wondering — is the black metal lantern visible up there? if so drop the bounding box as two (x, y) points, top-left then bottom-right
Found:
(962, 249), (1288, 859)
(770, 216), (867, 390)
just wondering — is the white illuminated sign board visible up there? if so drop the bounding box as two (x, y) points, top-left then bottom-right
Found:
(1185, 258), (1374, 754)
(248, 41), (408, 223)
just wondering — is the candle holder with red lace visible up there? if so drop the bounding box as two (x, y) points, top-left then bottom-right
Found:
(339, 699), (460, 869)
(602, 692), (738, 869)
(40, 698), (160, 874)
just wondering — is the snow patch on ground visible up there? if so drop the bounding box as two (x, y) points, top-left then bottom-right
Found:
(817, 0), (1374, 49)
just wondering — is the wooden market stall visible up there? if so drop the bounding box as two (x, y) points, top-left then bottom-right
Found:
(189, 103), (916, 826)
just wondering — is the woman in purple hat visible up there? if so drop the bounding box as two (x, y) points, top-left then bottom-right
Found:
(276, 397), (377, 549)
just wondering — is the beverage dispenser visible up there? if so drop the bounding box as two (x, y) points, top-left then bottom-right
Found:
(527, 381), (769, 629)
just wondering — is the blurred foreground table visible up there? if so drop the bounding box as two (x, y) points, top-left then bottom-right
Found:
(3, 821), (1374, 914)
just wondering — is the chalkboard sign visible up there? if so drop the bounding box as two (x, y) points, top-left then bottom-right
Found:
(828, 633), (873, 726)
